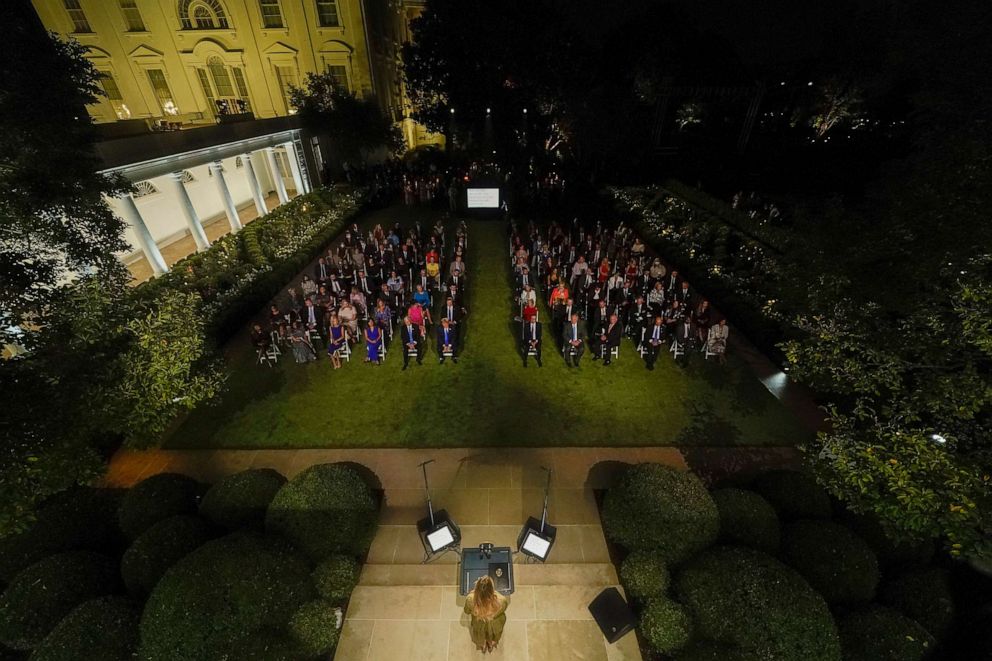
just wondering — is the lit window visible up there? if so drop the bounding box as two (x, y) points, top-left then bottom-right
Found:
(274, 64), (298, 114)
(98, 73), (131, 119)
(178, 0), (229, 29)
(64, 0), (92, 33)
(147, 69), (179, 115)
(326, 64), (348, 92)
(315, 0), (339, 27)
(259, 0), (283, 28)
(119, 0), (145, 31)
(208, 57), (235, 97)
(201, 58), (252, 116)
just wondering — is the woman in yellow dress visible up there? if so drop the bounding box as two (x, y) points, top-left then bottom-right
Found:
(463, 575), (508, 653)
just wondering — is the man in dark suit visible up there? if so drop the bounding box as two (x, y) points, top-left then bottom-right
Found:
(644, 315), (665, 371)
(600, 313), (623, 366)
(299, 298), (324, 339)
(314, 258), (331, 284)
(436, 318), (458, 364)
(356, 270), (376, 299)
(561, 312), (587, 367)
(553, 297), (576, 347)
(440, 296), (463, 327)
(515, 267), (534, 295)
(522, 318), (543, 367)
(400, 316), (424, 370)
(675, 316), (694, 365)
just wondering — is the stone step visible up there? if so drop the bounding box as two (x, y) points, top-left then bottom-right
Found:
(359, 563), (619, 587)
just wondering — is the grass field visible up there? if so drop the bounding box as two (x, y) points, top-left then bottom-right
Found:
(164, 206), (809, 449)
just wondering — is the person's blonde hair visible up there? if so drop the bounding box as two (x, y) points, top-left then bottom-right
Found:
(471, 576), (501, 620)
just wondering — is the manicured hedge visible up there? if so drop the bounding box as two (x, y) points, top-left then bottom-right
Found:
(120, 515), (212, 598)
(0, 552), (119, 651)
(139, 532), (315, 661)
(711, 487), (781, 553)
(879, 568), (955, 639)
(118, 473), (203, 540)
(837, 510), (935, 568)
(312, 555), (360, 604)
(640, 597), (692, 655)
(0, 487), (125, 583)
(266, 463), (378, 561)
(226, 629), (306, 661)
(837, 606), (934, 661)
(602, 463), (719, 564)
(29, 596), (139, 661)
(288, 600), (340, 656)
(675, 546), (841, 661)
(200, 468), (287, 530)
(675, 641), (751, 661)
(781, 520), (879, 605)
(619, 551), (670, 600)
(751, 470), (832, 520)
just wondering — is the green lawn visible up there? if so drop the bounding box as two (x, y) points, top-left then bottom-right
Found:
(165, 207), (809, 449)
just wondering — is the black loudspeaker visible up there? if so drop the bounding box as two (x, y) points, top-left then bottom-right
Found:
(588, 587), (636, 644)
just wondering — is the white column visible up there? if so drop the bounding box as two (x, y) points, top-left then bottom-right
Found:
(284, 141), (308, 195)
(117, 193), (168, 275)
(242, 152), (268, 216)
(264, 146), (290, 204)
(166, 171), (210, 251)
(208, 160), (242, 233)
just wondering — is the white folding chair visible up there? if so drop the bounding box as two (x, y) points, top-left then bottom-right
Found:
(670, 339), (684, 359)
(339, 340), (352, 363)
(269, 331), (283, 356)
(256, 346), (277, 367)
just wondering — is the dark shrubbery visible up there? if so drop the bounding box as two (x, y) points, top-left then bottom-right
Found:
(200, 469), (287, 530)
(288, 600), (340, 656)
(751, 470), (832, 520)
(640, 597), (692, 655)
(139, 532), (315, 661)
(619, 551), (670, 600)
(120, 515), (212, 598)
(675, 546), (841, 661)
(226, 629), (306, 661)
(711, 488), (781, 553)
(118, 473), (202, 540)
(312, 555), (360, 604)
(838, 606), (935, 661)
(781, 520), (880, 605)
(0, 487), (125, 583)
(879, 568), (955, 639)
(838, 511), (935, 568)
(602, 464), (719, 564)
(266, 463), (378, 561)
(0, 552), (119, 651)
(675, 641), (751, 661)
(29, 596), (139, 661)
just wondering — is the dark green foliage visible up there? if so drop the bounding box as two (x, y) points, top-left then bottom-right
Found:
(619, 551), (670, 600)
(640, 597), (692, 654)
(265, 463), (378, 561)
(288, 600), (340, 656)
(676, 641), (753, 661)
(29, 596), (139, 661)
(751, 470), (832, 520)
(200, 469), (287, 530)
(0, 487), (124, 583)
(711, 488), (781, 553)
(0, 552), (119, 651)
(120, 515), (211, 598)
(838, 511), (935, 568)
(312, 555), (360, 604)
(602, 464), (719, 564)
(225, 629), (306, 661)
(838, 606), (934, 661)
(139, 532), (315, 661)
(117, 473), (202, 540)
(675, 546), (841, 661)
(781, 520), (880, 605)
(879, 568), (955, 639)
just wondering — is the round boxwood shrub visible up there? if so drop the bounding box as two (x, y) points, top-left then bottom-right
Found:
(602, 464), (719, 564)
(620, 551), (670, 600)
(29, 596), (139, 661)
(118, 473), (203, 540)
(879, 568), (955, 639)
(265, 463), (378, 561)
(675, 546), (841, 661)
(225, 629), (306, 661)
(288, 600), (339, 656)
(641, 597), (692, 655)
(0, 487), (125, 583)
(711, 488), (781, 553)
(121, 515), (212, 598)
(312, 555), (359, 604)
(676, 641), (751, 661)
(0, 552), (119, 651)
(836, 511), (935, 568)
(200, 469), (287, 530)
(139, 532), (315, 661)
(781, 520), (879, 605)
(838, 606), (934, 661)
(751, 470), (832, 520)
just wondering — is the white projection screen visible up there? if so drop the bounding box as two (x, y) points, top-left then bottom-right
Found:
(466, 188), (500, 208)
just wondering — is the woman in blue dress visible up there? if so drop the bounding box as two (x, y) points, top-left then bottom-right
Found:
(364, 318), (382, 365)
(327, 316), (346, 369)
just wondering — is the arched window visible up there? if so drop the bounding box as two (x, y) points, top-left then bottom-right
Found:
(198, 56), (252, 116)
(178, 0), (229, 29)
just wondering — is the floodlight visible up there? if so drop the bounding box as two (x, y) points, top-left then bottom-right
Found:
(450, 108), (455, 114)
(521, 529), (552, 560)
(517, 468), (556, 562)
(417, 460), (461, 561)
(427, 522), (456, 553)
(486, 107), (491, 114)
